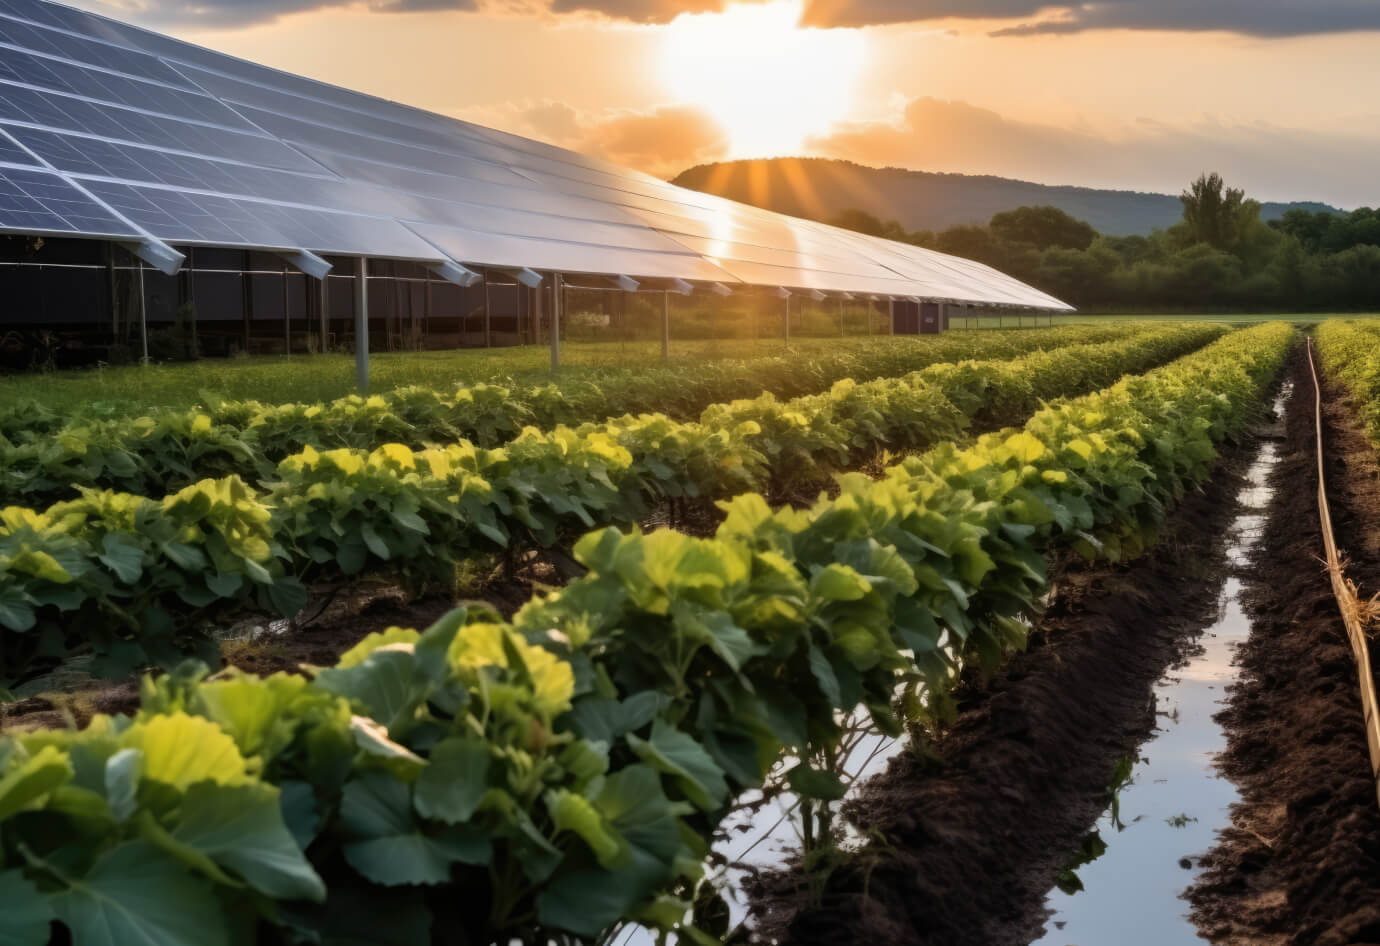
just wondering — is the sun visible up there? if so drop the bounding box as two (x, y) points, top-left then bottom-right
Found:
(661, 1), (866, 158)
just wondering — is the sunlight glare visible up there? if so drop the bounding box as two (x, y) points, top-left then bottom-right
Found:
(661, 1), (866, 158)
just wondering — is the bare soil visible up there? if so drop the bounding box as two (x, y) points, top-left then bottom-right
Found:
(1187, 346), (1380, 946)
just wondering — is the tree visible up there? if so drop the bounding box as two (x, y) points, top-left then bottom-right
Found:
(1180, 172), (1253, 249)
(990, 206), (1097, 252)
(828, 209), (909, 243)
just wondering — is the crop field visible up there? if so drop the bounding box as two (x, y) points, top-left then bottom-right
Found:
(3, 320), (1380, 946)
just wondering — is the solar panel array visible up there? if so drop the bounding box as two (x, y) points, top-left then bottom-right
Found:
(0, 0), (1073, 310)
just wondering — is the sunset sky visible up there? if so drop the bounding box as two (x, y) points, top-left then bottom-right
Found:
(67, 0), (1380, 208)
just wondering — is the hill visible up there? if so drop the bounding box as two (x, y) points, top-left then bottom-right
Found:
(670, 158), (1340, 237)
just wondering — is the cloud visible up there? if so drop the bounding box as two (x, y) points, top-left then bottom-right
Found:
(799, 0), (1380, 36)
(807, 96), (1380, 208)
(85, 0), (478, 29)
(88, 0), (1380, 33)
(545, 0), (724, 21)
(458, 100), (730, 177)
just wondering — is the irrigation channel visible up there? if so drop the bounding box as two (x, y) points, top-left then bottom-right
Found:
(1030, 393), (1284, 945)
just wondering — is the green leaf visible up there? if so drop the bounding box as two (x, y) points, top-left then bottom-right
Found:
(546, 789), (622, 868)
(48, 841), (231, 946)
(97, 533), (144, 584)
(807, 645), (842, 708)
(787, 763), (847, 801)
(339, 774), (489, 886)
(673, 604), (756, 672)
(120, 714), (250, 791)
(266, 577), (308, 618)
(414, 738), (490, 825)
(0, 745), (71, 819)
(315, 649), (424, 733)
(810, 564), (871, 602)
(536, 766), (681, 936)
(279, 780), (321, 850)
(567, 692), (663, 744)
(205, 571), (243, 599)
(626, 722), (728, 812)
(0, 869), (53, 946)
(169, 782), (326, 902)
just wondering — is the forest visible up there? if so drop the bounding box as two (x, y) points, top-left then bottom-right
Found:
(828, 173), (1380, 312)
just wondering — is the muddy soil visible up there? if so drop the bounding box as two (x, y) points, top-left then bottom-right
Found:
(1187, 346), (1380, 946)
(747, 410), (1268, 946)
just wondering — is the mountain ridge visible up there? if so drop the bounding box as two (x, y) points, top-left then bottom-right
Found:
(669, 158), (1341, 237)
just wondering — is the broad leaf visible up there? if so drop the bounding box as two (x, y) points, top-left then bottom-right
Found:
(0, 869), (52, 946)
(414, 738), (490, 825)
(48, 841), (231, 946)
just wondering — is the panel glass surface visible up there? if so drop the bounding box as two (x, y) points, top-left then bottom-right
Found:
(0, 165), (136, 235)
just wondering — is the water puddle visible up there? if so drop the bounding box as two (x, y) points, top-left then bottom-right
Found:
(1030, 404), (1285, 946)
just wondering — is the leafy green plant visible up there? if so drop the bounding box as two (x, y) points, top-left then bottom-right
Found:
(0, 324), (1292, 945)
(0, 325), (1227, 686)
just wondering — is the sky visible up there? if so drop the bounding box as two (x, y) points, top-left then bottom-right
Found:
(68, 0), (1380, 209)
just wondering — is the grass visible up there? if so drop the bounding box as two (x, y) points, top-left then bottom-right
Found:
(6, 314), (1360, 418)
(0, 335), (922, 419)
(965, 312), (1380, 328)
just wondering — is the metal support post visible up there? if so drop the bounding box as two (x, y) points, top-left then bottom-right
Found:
(550, 272), (562, 372)
(355, 256), (369, 391)
(483, 272), (493, 348)
(783, 295), (790, 348)
(138, 261), (148, 364)
(661, 289), (670, 360)
(888, 299), (896, 336)
(282, 260), (290, 356)
(318, 273), (329, 353)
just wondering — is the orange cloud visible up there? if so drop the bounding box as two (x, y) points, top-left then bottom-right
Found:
(463, 100), (731, 177)
(808, 97), (1380, 207)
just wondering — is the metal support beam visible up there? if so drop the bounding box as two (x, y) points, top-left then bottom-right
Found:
(430, 260), (482, 287)
(661, 290), (670, 360)
(888, 298), (896, 336)
(615, 274), (640, 292)
(784, 295), (791, 348)
(507, 267), (543, 289)
(669, 278), (693, 296)
(550, 272), (562, 372)
(280, 249), (331, 281)
(355, 257), (369, 391)
(118, 237), (184, 277)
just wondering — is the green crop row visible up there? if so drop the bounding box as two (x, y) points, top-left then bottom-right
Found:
(1315, 320), (1380, 441)
(0, 324), (1152, 507)
(0, 324), (1293, 946)
(0, 326), (1224, 686)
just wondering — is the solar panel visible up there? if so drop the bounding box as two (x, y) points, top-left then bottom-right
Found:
(0, 0), (1074, 311)
(0, 164), (138, 236)
(0, 126), (37, 165)
(0, 84), (322, 173)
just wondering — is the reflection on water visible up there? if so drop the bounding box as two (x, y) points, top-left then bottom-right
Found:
(1030, 431), (1282, 946)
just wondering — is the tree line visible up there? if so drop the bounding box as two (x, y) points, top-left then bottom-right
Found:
(828, 174), (1380, 312)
